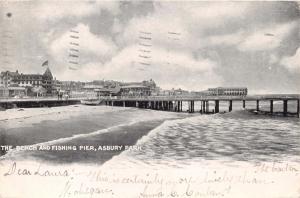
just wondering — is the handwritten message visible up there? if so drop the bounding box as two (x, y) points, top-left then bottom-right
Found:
(0, 161), (299, 198)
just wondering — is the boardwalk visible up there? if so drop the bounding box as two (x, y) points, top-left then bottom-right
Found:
(0, 97), (80, 109)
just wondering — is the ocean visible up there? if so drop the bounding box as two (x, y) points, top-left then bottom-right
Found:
(0, 102), (299, 166)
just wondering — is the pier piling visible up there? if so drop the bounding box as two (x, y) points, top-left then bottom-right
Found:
(215, 100), (219, 113)
(206, 101), (209, 113)
(180, 101), (183, 112)
(189, 101), (194, 113)
(200, 101), (203, 114)
(270, 100), (273, 115)
(229, 100), (232, 112)
(202, 101), (206, 113)
(283, 100), (288, 117)
(297, 99), (300, 118)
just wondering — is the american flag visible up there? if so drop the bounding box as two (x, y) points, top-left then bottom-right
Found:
(42, 60), (48, 67)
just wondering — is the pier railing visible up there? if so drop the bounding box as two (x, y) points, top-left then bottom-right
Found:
(1, 94), (299, 103)
(100, 94), (300, 101)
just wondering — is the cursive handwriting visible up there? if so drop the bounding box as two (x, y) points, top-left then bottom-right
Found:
(254, 162), (299, 173)
(59, 180), (114, 198)
(1, 161), (299, 198)
(3, 162), (69, 177)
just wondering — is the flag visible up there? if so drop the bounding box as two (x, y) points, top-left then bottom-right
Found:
(42, 60), (48, 67)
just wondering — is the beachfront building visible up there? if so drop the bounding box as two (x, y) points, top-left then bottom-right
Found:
(95, 86), (121, 97)
(0, 86), (26, 98)
(120, 84), (151, 97)
(208, 87), (248, 96)
(59, 81), (85, 92)
(120, 79), (157, 97)
(0, 70), (27, 97)
(42, 68), (54, 94)
(2, 68), (55, 95)
(52, 78), (62, 92)
(156, 88), (189, 96)
(8, 87), (26, 97)
(0, 87), (8, 97)
(0, 68), (55, 96)
(0, 70), (19, 87)
(82, 84), (104, 98)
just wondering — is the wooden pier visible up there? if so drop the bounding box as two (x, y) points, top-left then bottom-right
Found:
(0, 98), (80, 109)
(103, 94), (300, 118)
(0, 95), (299, 118)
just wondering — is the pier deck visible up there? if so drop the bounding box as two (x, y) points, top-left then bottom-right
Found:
(103, 94), (300, 118)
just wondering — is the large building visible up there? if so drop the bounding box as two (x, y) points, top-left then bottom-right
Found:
(0, 68), (54, 95)
(0, 70), (19, 87)
(208, 87), (248, 96)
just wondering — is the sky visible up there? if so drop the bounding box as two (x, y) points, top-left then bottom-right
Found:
(0, 1), (299, 94)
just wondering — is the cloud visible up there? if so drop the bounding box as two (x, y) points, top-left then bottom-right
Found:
(238, 21), (298, 51)
(181, 2), (249, 23)
(154, 2), (249, 29)
(120, 14), (190, 51)
(59, 62), (104, 81)
(49, 23), (117, 65)
(118, 2), (252, 53)
(33, 1), (120, 21)
(112, 18), (123, 34)
(1, 1), (299, 93)
(208, 31), (244, 46)
(269, 54), (279, 65)
(280, 48), (300, 72)
(47, 23), (117, 81)
(100, 45), (222, 90)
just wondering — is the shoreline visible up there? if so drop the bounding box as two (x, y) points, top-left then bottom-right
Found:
(0, 105), (188, 164)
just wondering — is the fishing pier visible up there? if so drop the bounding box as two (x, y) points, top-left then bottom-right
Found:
(0, 94), (299, 118)
(103, 94), (300, 118)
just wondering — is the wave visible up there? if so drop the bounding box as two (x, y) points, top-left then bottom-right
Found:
(1, 118), (147, 159)
(107, 109), (300, 168)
